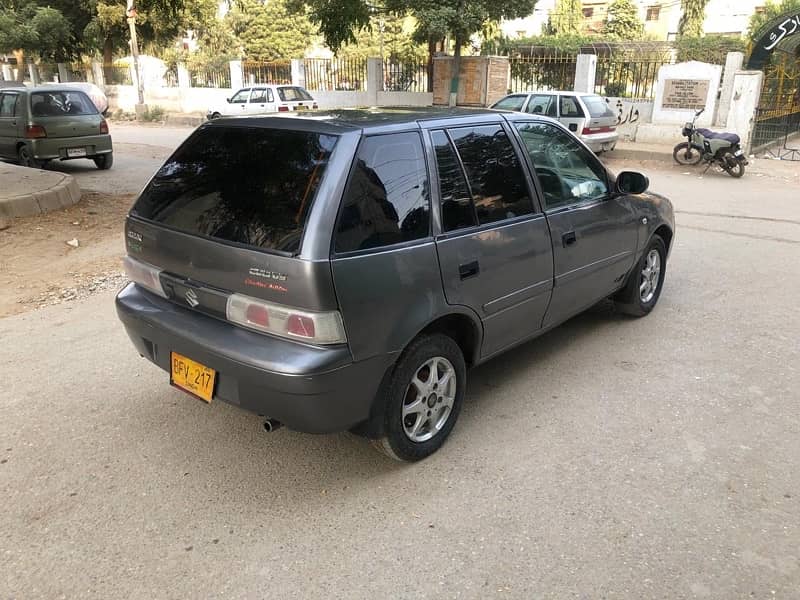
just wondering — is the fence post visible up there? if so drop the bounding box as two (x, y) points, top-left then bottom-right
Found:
(1, 64), (12, 81)
(716, 51), (744, 127)
(177, 62), (191, 88)
(726, 70), (764, 155)
(91, 61), (105, 88)
(28, 63), (40, 85)
(57, 63), (70, 82)
(367, 57), (382, 105)
(229, 60), (243, 90)
(573, 54), (597, 94)
(291, 59), (306, 88)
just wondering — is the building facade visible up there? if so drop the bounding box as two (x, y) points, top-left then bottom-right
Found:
(500, 0), (767, 40)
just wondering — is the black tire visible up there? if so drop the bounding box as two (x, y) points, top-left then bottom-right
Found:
(722, 152), (745, 178)
(94, 152), (113, 170)
(673, 142), (703, 166)
(372, 334), (466, 462)
(614, 235), (667, 317)
(210, 112), (222, 120)
(17, 145), (43, 169)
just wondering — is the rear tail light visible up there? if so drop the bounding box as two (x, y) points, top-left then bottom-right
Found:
(123, 256), (166, 298)
(227, 293), (346, 345)
(278, 105), (289, 112)
(99, 119), (109, 134)
(582, 126), (616, 135)
(25, 125), (47, 139)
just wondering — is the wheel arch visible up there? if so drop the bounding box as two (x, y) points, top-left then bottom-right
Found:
(654, 224), (673, 253)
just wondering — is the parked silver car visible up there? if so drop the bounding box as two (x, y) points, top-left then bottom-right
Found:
(492, 91), (619, 153)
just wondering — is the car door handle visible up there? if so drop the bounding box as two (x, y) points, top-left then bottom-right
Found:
(562, 231), (577, 247)
(459, 261), (480, 280)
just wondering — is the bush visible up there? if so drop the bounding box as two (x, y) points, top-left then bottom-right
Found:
(676, 35), (746, 65)
(141, 105), (166, 122)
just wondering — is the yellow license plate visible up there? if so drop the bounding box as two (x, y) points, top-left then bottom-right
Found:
(170, 352), (216, 403)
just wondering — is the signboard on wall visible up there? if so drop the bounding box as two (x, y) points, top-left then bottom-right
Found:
(662, 79), (710, 110)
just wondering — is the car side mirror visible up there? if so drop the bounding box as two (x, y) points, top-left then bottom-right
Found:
(616, 171), (649, 195)
(226, 97), (231, 103)
(102, 107), (109, 117)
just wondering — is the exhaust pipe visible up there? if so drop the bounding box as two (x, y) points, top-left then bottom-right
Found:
(263, 418), (283, 433)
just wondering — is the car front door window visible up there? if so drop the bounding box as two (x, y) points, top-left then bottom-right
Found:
(514, 122), (608, 209)
(230, 89), (250, 103)
(250, 88), (266, 103)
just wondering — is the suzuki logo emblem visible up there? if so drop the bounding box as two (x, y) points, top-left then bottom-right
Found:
(185, 289), (199, 308)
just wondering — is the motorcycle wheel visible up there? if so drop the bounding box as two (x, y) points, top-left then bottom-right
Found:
(722, 152), (745, 178)
(673, 142), (703, 165)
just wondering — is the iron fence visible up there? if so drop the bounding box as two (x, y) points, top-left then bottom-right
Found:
(242, 61), (292, 85)
(508, 51), (577, 93)
(584, 42), (675, 99)
(104, 65), (133, 85)
(751, 54), (800, 159)
(383, 58), (427, 93)
(189, 66), (231, 89)
(304, 58), (366, 91)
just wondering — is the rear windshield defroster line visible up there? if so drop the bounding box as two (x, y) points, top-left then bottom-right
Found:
(132, 126), (338, 254)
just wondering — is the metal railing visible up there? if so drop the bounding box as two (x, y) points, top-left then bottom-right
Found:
(303, 58), (367, 91)
(508, 51), (577, 93)
(188, 66), (231, 89)
(242, 61), (292, 85)
(383, 58), (427, 93)
(593, 55), (674, 99)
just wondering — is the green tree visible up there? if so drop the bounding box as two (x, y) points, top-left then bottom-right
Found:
(546, 0), (583, 36)
(231, 0), (316, 61)
(0, 2), (73, 75)
(604, 0), (644, 40)
(678, 0), (709, 37)
(31, 7), (73, 61)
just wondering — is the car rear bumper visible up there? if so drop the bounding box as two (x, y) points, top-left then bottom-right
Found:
(115, 283), (392, 434)
(29, 134), (112, 160)
(582, 131), (619, 153)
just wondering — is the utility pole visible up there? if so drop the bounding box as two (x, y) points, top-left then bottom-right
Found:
(126, 0), (147, 117)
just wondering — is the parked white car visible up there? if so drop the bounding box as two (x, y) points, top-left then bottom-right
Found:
(207, 85), (318, 119)
(491, 91), (619, 153)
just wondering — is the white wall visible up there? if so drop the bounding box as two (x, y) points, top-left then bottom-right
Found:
(500, 0), (556, 38)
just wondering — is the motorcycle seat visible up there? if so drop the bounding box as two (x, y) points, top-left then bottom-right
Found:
(696, 129), (740, 145)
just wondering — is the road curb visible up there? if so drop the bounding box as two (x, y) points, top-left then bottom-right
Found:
(0, 164), (82, 219)
(606, 147), (674, 163)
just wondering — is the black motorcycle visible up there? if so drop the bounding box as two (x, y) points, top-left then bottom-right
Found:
(673, 109), (748, 178)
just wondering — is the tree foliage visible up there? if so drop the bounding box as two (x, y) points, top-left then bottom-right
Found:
(678, 0), (709, 37)
(675, 34), (745, 63)
(229, 0), (317, 61)
(604, 0), (644, 40)
(546, 0), (583, 36)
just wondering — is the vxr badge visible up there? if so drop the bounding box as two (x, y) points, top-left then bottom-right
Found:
(185, 288), (200, 308)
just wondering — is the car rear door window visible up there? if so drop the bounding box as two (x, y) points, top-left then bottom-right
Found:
(132, 126), (337, 254)
(493, 95), (528, 111)
(432, 130), (477, 232)
(447, 125), (534, 226)
(559, 96), (585, 118)
(334, 132), (430, 253)
(514, 122), (608, 209)
(0, 93), (18, 117)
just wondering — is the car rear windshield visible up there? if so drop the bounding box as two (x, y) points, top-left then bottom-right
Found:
(132, 126), (337, 254)
(30, 91), (97, 116)
(581, 95), (615, 118)
(277, 87), (313, 102)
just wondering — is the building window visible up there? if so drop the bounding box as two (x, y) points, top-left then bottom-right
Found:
(582, 7), (594, 18)
(646, 6), (661, 21)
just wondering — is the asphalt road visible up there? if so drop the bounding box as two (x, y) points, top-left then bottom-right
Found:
(2, 133), (799, 599)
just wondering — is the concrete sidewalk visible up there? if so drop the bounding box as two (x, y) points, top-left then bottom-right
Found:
(0, 162), (81, 219)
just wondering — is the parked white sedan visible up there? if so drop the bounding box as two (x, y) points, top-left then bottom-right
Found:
(491, 91), (619, 153)
(207, 85), (318, 119)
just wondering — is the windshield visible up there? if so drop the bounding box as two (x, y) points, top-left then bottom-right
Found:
(132, 126), (338, 254)
(31, 91), (98, 116)
(277, 87), (313, 102)
(581, 95), (616, 118)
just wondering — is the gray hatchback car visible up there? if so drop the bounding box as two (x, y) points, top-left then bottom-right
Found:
(116, 108), (675, 461)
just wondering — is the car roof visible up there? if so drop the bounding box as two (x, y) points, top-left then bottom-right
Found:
(3, 85), (91, 94)
(209, 107), (508, 134)
(506, 90), (599, 97)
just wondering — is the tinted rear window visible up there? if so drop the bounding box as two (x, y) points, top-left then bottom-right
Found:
(132, 126), (337, 254)
(581, 96), (615, 118)
(278, 87), (313, 102)
(31, 91), (97, 116)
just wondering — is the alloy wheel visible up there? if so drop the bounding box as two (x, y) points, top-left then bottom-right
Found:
(639, 249), (661, 304)
(402, 357), (457, 443)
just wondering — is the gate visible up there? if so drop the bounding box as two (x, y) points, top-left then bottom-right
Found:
(748, 11), (800, 160)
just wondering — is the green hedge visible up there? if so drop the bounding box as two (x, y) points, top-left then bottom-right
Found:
(676, 35), (746, 65)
